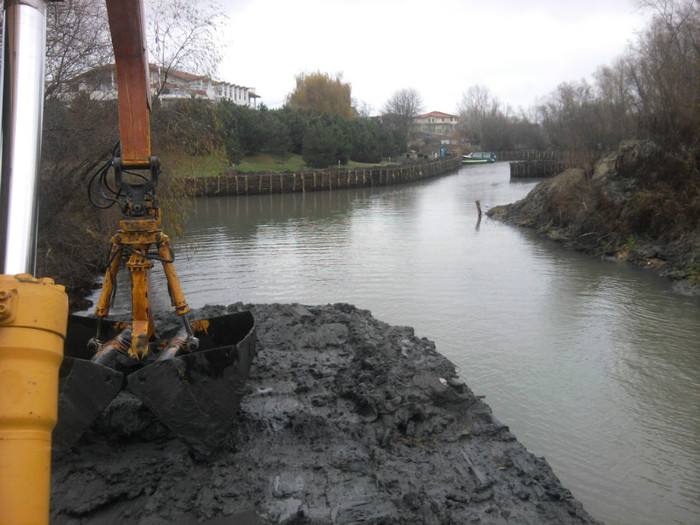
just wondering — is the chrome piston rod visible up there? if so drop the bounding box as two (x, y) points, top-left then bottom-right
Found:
(0, 0), (49, 274)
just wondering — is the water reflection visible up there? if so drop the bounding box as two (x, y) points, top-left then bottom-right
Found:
(85, 163), (700, 525)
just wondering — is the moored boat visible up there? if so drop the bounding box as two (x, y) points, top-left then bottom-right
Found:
(463, 151), (497, 164)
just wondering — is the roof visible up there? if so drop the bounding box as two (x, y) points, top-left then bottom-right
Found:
(156, 66), (203, 82)
(416, 111), (458, 119)
(67, 63), (206, 83)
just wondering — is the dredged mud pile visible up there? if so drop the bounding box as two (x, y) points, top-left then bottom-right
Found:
(51, 303), (600, 524)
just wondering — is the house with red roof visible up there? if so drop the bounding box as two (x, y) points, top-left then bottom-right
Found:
(413, 111), (459, 137)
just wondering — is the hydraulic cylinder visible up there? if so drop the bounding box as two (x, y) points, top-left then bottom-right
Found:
(0, 274), (68, 525)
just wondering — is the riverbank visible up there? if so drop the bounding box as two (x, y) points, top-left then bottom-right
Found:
(488, 140), (700, 295)
(180, 157), (461, 197)
(51, 303), (600, 524)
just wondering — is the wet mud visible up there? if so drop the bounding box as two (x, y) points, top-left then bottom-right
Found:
(51, 303), (601, 524)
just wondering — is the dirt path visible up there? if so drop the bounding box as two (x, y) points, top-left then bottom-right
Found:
(51, 303), (601, 524)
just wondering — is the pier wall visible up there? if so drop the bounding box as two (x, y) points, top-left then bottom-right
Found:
(509, 160), (567, 178)
(495, 151), (561, 161)
(182, 157), (461, 197)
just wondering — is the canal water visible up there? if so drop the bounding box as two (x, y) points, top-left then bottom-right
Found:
(89, 162), (700, 525)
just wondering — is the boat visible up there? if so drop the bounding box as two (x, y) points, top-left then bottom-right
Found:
(463, 152), (497, 164)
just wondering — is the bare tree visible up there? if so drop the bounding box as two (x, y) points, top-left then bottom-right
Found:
(457, 85), (497, 147)
(593, 58), (637, 146)
(146, 0), (227, 100)
(626, 0), (700, 143)
(44, 0), (113, 98)
(382, 88), (424, 141)
(457, 85), (518, 150)
(353, 99), (374, 119)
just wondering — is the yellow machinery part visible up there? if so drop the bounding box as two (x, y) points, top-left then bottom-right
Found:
(0, 274), (68, 525)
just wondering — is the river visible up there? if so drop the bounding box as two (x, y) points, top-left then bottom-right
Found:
(88, 162), (700, 525)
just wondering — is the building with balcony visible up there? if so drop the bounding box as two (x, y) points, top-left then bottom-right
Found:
(413, 111), (459, 137)
(63, 64), (260, 107)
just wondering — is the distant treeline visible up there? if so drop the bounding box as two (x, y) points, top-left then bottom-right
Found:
(458, 1), (699, 162)
(161, 100), (407, 169)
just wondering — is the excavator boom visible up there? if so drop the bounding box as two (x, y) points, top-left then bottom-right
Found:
(106, 0), (152, 168)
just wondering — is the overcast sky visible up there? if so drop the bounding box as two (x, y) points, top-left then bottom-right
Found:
(216, 0), (652, 115)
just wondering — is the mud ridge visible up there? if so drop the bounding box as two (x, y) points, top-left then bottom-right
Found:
(51, 303), (601, 524)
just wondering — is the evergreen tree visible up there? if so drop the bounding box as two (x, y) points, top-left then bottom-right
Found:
(302, 116), (351, 168)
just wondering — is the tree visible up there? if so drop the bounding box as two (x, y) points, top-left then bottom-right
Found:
(276, 107), (308, 155)
(353, 99), (374, 118)
(593, 59), (637, 147)
(457, 85), (498, 147)
(256, 107), (292, 157)
(146, 0), (227, 100)
(286, 72), (355, 119)
(536, 80), (602, 150)
(44, 0), (113, 97)
(347, 119), (383, 164)
(302, 115), (351, 168)
(626, 0), (700, 143)
(382, 88), (424, 141)
(216, 101), (257, 164)
(152, 97), (222, 156)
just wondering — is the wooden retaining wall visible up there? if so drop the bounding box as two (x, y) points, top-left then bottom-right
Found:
(509, 160), (567, 178)
(182, 157), (461, 197)
(496, 151), (561, 161)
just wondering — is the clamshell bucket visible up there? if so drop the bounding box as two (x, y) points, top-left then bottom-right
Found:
(128, 311), (256, 449)
(54, 311), (256, 450)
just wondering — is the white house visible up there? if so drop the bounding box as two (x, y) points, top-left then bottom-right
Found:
(63, 64), (260, 108)
(413, 111), (459, 137)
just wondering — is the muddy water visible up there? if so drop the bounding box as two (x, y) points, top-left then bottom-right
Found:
(89, 163), (700, 525)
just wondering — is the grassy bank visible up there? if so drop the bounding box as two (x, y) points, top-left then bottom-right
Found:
(171, 151), (385, 178)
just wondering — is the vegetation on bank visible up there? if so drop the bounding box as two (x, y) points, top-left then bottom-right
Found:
(169, 152), (389, 178)
(489, 142), (700, 291)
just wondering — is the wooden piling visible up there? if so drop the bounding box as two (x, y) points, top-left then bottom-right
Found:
(182, 157), (461, 197)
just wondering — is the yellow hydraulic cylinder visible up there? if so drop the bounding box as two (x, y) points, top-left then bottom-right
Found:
(0, 274), (68, 525)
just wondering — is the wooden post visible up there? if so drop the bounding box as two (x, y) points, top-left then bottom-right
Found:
(475, 200), (482, 218)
